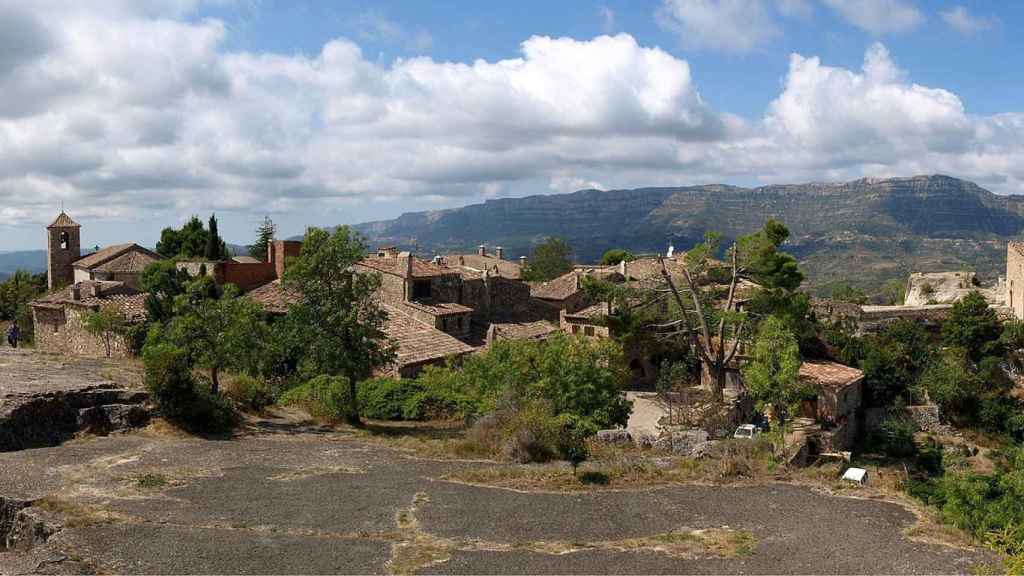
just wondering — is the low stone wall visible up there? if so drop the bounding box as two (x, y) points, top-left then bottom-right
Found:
(907, 405), (943, 433)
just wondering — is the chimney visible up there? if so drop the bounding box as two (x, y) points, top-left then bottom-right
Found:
(477, 244), (486, 257)
(398, 251), (413, 278)
(619, 259), (627, 276)
(267, 239), (275, 264)
(88, 283), (100, 298)
(520, 255), (527, 268)
(273, 240), (302, 280)
(71, 284), (81, 301)
(495, 246), (504, 260)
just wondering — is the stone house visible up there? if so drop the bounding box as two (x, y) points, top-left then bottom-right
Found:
(31, 280), (146, 359)
(175, 240), (299, 292)
(32, 211), (158, 358)
(247, 279), (476, 378)
(71, 243), (163, 290)
(797, 360), (864, 451)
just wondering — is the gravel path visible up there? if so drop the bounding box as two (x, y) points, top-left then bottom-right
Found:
(626, 391), (667, 438)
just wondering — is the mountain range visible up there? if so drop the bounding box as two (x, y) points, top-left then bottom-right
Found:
(352, 175), (1024, 296)
(4, 176), (1020, 295)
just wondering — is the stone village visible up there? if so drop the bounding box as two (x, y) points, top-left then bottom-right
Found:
(21, 210), (1024, 462)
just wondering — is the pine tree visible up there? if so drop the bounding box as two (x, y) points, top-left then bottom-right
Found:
(247, 216), (276, 262)
(205, 214), (222, 261)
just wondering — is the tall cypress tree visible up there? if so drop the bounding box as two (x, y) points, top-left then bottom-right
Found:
(247, 216), (276, 262)
(205, 214), (222, 261)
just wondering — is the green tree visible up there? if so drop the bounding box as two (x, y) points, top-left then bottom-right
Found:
(284, 226), (396, 423)
(522, 237), (573, 281)
(600, 249), (635, 266)
(0, 270), (46, 344)
(165, 281), (269, 394)
(1001, 320), (1024, 374)
(882, 279), (906, 305)
(82, 305), (130, 358)
(247, 216), (276, 262)
(141, 261), (193, 324)
(857, 319), (933, 405)
(829, 282), (868, 305)
(736, 219), (804, 292)
(742, 316), (806, 432)
(156, 216), (209, 259)
(942, 291), (1001, 361)
(205, 214), (226, 261)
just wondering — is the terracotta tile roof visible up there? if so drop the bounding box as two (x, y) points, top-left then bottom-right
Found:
(404, 300), (474, 316)
(47, 212), (80, 228)
(357, 255), (452, 279)
(530, 269), (622, 301)
(445, 254), (523, 279)
(530, 271), (585, 301)
(246, 283), (475, 369)
(247, 280), (301, 314)
(32, 281), (147, 322)
(799, 360), (864, 389)
(91, 249), (163, 274)
(382, 305), (476, 367)
(73, 244), (163, 272)
(565, 303), (610, 320)
(489, 319), (559, 341)
(232, 256), (261, 264)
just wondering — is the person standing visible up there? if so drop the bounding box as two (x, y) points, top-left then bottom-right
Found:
(6, 322), (20, 348)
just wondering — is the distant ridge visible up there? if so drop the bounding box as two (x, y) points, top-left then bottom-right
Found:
(349, 175), (1024, 295)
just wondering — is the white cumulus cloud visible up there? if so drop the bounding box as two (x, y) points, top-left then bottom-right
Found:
(821, 0), (923, 34)
(657, 0), (780, 52)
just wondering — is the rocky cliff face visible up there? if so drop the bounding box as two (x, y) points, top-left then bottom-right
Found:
(352, 175), (1024, 294)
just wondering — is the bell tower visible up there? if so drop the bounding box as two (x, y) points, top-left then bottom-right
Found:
(47, 211), (81, 290)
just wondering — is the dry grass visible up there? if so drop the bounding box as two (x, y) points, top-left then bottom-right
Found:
(443, 439), (780, 492)
(32, 496), (133, 529)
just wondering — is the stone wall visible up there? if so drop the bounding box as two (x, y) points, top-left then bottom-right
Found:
(221, 261), (276, 291)
(374, 271), (407, 307)
(907, 405), (943, 433)
(32, 305), (134, 359)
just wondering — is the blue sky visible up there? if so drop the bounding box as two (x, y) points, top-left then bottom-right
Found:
(197, 0), (1020, 117)
(0, 0), (1021, 250)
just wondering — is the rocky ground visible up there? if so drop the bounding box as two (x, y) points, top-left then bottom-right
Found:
(0, 349), (148, 451)
(0, 350), (996, 574)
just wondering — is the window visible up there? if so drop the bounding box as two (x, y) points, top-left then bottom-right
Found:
(571, 324), (580, 334)
(441, 318), (449, 332)
(412, 280), (432, 300)
(584, 326), (595, 337)
(59, 231), (69, 250)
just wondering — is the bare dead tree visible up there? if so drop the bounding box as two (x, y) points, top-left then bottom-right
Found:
(657, 244), (746, 401)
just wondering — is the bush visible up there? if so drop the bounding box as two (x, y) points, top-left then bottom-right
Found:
(357, 377), (423, 420)
(871, 416), (918, 458)
(142, 342), (235, 433)
(280, 375), (354, 422)
(225, 375), (274, 413)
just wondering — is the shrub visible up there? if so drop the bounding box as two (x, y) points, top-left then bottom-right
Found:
(871, 415), (918, 458)
(225, 374), (274, 413)
(142, 342), (235, 433)
(357, 377), (423, 420)
(280, 375), (354, 422)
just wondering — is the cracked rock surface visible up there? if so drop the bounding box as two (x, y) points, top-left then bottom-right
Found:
(0, 420), (993, 575)
(0, 349), (995, 574)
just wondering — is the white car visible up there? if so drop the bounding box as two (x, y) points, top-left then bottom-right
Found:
(733, 424), (760, 439)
